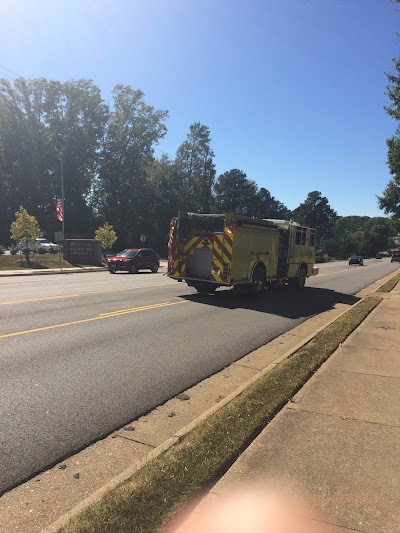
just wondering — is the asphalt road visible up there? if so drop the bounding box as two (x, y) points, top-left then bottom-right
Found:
(0, 258), (398, 494)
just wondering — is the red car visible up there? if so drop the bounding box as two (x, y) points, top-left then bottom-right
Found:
(107, 248), (160, 274)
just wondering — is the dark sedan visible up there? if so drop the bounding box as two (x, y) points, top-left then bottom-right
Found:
(108, 248), (160, 274)
(349, 255), (364, 266)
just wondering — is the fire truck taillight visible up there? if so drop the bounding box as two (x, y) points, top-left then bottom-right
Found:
(226, 225), (234, 235)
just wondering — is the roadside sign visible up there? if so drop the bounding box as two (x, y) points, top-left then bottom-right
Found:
(55, 231), (63, 242)
(140, 234), (146, 243)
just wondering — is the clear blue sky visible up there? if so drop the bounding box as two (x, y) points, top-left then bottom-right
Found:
(1, 0), (398, 216)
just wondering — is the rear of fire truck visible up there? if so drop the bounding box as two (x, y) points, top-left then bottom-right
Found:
(168, 212), (234, 293)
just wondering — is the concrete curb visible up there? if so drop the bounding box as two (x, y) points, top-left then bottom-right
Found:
(43, 276), (393, 532)
(0, 267), (107, 277)
(0, 262), (168, 277)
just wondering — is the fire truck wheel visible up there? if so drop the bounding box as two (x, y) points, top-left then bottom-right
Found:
(194, 283), (216, 294)
(289, 267), (307, 289)
(129, 264), (138, 274)
(249, 265), (265, 296)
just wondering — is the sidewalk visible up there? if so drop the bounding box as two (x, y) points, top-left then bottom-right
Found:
(181, 284), (400, 532)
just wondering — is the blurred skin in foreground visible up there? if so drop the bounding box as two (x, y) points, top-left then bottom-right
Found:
(170, 484), (332, 533)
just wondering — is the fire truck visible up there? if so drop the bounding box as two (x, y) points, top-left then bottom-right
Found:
(167, 212), (318, 294)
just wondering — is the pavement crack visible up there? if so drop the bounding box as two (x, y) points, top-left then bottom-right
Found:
(292, 407), (400, 429)
(115, 435), (156, 448)
(337, 369), (400, 380)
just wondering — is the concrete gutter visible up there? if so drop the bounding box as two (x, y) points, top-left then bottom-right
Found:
(0, 266), (107, 277)
(0, 261), (168, 277)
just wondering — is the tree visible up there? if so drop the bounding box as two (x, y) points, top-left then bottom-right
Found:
(95, 223), (118, 256)
(213, 169), (258, 214)
(143, 155), (184, 254)
(292, 191), (337, 243)
(379, 6), (400, 228)
(10, 206), (40, 262)
(175, 122), (215, 212)
(93, 85), (168, 247)
(0, 77), (108, 243)
(324, 216), (394, 257)
(254, 187), (291, 219)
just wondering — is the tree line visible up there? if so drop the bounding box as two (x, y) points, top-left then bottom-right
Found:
(0, 77), (395, 257)
(379, 0), (400, 233)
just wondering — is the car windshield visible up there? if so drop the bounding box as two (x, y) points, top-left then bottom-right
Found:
(116, 250), (138, 258)
(37, 239), (51, 244)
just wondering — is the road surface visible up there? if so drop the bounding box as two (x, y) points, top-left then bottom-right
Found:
(0, 258), (398, 493)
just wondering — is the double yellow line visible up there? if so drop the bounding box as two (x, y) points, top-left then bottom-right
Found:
(0, 300), (188, 340)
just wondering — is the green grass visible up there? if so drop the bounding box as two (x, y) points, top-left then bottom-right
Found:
(0, 254), (103, 270)
(377, 271), (400, 292)
(61, 295), (381, 533)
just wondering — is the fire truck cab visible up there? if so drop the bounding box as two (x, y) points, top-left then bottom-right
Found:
(168, 212), (318, 294)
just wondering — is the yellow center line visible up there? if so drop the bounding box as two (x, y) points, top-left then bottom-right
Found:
(0, 300), (188, 340)
(0, 282), (175, 305)
(316, 268), (353, 277)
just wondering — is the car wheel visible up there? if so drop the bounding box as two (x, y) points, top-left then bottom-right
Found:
(151, 263), (159, 273)
(129, 264), (138, 274)
(109, 269), (116, 274)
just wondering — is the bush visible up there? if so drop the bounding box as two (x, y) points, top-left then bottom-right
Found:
(0, 245), (4, 255)
(10, 246), (18, 255)
(37, 247), (46, 254)
(49, 246), (58, 254)
(315, 253), (329, 263)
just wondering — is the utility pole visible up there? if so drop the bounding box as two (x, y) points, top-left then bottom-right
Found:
(60, 156), (65, 241)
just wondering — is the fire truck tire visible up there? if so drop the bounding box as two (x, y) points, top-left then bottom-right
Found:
(289, 266), (307, 289)
(129, 264), (138, 274)
(249, 265), (265, 296)
(194, 283), (216, 294)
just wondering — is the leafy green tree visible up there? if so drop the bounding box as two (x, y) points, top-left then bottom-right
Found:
(292, 191), (337, 243)
(214, 169), (258, 214)
(324, 216), (394, 257)
(379, 7), (400, 228)
(0, 77), (108, 243)
(143, 155), (184, 253)
(95, 223), (118, 256)
(10, 206), (40, 262)
(175, 122), (215, 212)
(254, 187), (291, 219)
(93, 85), (168, 247)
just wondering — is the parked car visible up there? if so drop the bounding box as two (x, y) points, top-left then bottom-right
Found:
(391, 251), (400, 263)
(349, 255), (364, 266)
(18, 238), (59, 252)
(107, 248), (160, 274)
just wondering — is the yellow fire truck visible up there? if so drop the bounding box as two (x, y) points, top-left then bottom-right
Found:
(168, 212), (318, 294)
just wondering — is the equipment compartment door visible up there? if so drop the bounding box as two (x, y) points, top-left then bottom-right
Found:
(231, 229), (251, 281)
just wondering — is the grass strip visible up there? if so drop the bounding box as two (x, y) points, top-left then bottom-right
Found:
(0, 254), (103, 270)
(62, 296), (381, 533)
(377, 271), (400, 292)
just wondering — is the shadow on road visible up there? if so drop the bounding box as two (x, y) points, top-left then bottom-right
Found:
(179, 286), (359, 320)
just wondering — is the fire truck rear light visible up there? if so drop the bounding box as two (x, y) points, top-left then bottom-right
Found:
(226, 226), (234, 234)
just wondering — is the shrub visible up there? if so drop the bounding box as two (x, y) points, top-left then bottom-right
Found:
(49, 246), (58, 254)
(37, 247), (46, 254)
(0, 245), (4, 255)
(10, 246), (18, 255)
